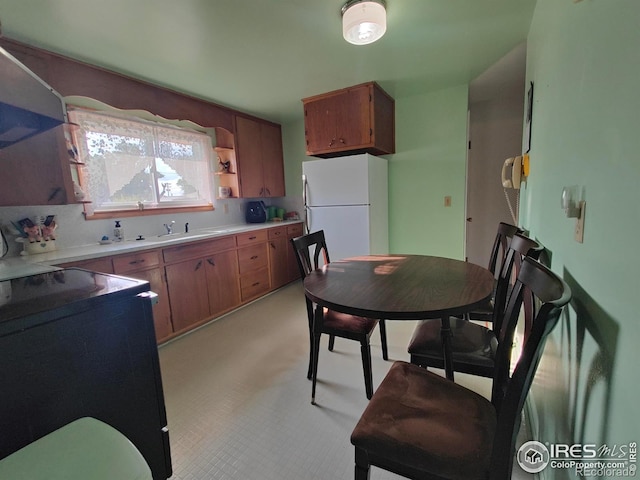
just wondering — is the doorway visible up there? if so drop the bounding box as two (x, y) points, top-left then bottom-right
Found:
(465, 43), (526, 267)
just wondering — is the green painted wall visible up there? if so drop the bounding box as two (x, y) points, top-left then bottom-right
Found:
(521, 0), (639, 472)
(389, 85), (468, 258)
(281, 84), (469, 260)
(281, 117), (306, 202)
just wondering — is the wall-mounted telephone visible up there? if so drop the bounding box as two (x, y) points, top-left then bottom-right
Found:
(501, 156), (523, 189)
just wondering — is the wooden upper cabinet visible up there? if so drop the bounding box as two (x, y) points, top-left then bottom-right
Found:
(234, 115), (285, 198)
(302, 82), (395, 158)
(261, 122), (285, 198)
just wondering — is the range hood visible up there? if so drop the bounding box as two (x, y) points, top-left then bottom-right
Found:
(0, 46), (66, 149)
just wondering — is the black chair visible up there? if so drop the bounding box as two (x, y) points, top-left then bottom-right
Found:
(407, 233), (543, 379)
(467, 222), (522, 322)
(291, 230), (388, 402)
(351, 256), (571, 480)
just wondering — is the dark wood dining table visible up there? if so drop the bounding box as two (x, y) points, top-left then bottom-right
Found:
(303, 254), (495, 380)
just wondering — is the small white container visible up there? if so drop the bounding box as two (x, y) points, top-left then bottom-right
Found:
(21, 240), (57, 255)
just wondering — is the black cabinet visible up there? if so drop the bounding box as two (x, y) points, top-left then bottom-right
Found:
(0, 269), (171, 479)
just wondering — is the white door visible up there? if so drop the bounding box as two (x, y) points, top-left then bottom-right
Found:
(466, 43), (525, 267)
(307, 205), (370, 261)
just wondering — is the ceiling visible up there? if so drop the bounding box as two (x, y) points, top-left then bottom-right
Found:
(0, 0), (536, 124)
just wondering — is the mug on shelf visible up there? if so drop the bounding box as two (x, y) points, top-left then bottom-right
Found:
(218, 186), (231, 198)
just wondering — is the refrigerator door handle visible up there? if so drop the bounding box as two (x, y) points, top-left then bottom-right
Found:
(302, 174), (308, 207)
(305, 206), (311, 233)
(302, 174), (310, 233)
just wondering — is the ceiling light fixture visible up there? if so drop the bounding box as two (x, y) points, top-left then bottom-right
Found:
(341, 0), (387, 46)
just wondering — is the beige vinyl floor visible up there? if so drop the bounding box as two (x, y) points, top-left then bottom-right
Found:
(158, 282), (494, 480)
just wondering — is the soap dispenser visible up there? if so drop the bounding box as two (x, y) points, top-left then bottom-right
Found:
(114, 220), (124, 242)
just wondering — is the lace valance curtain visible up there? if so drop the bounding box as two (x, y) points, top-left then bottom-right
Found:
(68, 108), (213, 211)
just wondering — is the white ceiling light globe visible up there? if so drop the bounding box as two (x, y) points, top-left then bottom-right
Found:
(342, 0), (387, 46)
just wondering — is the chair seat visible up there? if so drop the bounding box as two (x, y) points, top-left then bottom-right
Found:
(351, 361), (496, 480)
(408, 318), (497, 370)
(323, 308), (379, 335)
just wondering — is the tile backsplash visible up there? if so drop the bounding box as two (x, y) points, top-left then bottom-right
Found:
(0, 196), (302, 258)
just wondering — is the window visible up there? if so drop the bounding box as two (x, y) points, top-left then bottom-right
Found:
(68, 108), (214, 217)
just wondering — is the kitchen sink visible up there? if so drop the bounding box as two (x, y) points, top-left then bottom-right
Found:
(144, 232), (212, 243)
(141, 228), (235, 243)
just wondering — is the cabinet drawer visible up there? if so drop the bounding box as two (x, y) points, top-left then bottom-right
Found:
(240, 267), (270, 301)
(237, 243), (268, 274)
(268, 226), (287, 240)
(163, 235), (236, 264)
(287, 223), (304, 238)
(113, 250), (160, 273)
(236, 230), (267, 246)
(60, 257), (114, 274)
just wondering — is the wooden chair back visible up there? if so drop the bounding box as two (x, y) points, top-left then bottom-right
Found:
(489, 257), (571, 479)
(492, 233), (543, 335)
(487, 222), (523, 278)
(290, 230), (330, 279)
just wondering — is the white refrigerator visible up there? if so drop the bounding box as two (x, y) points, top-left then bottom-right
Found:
(302, 154), (388, 261)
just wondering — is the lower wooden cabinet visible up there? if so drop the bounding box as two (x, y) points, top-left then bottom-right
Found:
(205, 249), (241, 317)
(287, 223), (304, 283)
(164, 248), (240, 334)
(60, 257), (114, 274)
(268, 226), (289, 290)
(57, 222), (302, 343)
(111, 250), (173, 343)
(238, 241), (270, 302)
(164, 258), (210, 333)
(61, 250), (174, 343)
(122, 267), (174, 343)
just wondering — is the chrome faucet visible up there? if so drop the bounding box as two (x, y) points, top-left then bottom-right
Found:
(163, 220), (175, 235)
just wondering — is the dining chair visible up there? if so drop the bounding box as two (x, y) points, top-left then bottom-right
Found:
(291, 230), (388, 403)
(351, 256), (571, 480)
(466, 222), (523, 322)
(407, 233), (543, 379)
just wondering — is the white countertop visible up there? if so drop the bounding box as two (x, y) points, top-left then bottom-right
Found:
(0, 257), (62, 281)
(0, 221), (302, 281)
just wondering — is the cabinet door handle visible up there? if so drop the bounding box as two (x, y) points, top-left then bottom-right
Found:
(270, 242), (276, 249)
(195, 260), (203, 271)
(339, 138), (345, 144)
(329, 138), (335, 147)
(252, 282), (260, 287)
(207, 258), (216, 266)
(129, 259), (145, 265)
(249, 236), (257, 240)
(265, 188), (271, 196)
(250, 255), (258, 260)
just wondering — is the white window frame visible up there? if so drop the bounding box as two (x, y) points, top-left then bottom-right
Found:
(68, 107), (215, 218)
